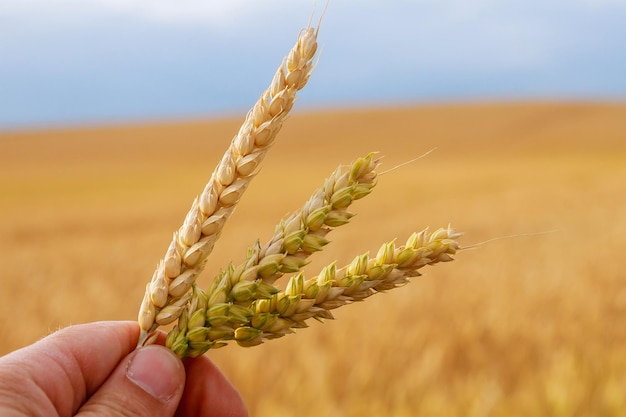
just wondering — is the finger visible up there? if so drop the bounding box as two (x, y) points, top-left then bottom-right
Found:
(0, 321), (140, 416)
(77, 345), (185, 417)
(175, 355), (248, 417)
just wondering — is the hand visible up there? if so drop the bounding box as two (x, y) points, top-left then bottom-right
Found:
(0, 321), (248, 417)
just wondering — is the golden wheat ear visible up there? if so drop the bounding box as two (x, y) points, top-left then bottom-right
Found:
(137, 24), (320, 347)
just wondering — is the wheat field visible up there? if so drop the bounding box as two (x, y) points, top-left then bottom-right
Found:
(1, 102), (625, 416)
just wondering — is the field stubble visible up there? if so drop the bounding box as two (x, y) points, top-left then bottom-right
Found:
(1, 102), (625, 416)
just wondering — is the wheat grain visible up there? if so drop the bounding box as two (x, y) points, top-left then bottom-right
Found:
(137, 25), (320, 347)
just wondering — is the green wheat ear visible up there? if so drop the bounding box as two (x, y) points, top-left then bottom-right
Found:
(161, 152), (460, 358)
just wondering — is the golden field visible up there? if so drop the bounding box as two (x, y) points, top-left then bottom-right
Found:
(1, 102), (625, 416)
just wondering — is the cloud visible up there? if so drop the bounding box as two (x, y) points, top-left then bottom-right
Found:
(0, 0), (624, 128)
(89, 0), (307, 25)
(0, 0), (311, 26)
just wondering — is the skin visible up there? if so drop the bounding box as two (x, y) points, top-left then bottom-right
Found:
(0, 321), (248, 417)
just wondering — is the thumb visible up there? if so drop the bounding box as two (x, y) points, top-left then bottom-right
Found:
(77, 345), (185, 417)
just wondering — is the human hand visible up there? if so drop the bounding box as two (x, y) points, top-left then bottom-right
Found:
(0, 321), (248, 417)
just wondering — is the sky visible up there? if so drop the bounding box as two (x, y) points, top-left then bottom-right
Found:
(1, 0), (625, 130)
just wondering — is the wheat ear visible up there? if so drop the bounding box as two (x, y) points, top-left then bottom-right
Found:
(204, 152), (380, 307)
(137, 25), (320, 347)
(165, 226), (462, 357)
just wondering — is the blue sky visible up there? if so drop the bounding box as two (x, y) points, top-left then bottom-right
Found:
(1, 0), (625, 130)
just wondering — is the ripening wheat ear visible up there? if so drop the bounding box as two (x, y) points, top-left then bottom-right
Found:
(163, 224), (462, 357)
(159, 151), (463, 358)
(137, 25), (320, 347)
(203, 152), (381, 307)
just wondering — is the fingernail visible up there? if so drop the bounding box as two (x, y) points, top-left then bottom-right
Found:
(126, 345), (183, 401)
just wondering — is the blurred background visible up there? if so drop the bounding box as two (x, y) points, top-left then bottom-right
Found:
(1, 1), (626, 416)
(1, 0), (625, 130)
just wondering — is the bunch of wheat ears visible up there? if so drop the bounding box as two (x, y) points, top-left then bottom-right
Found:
(136, 22), (462, 358)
